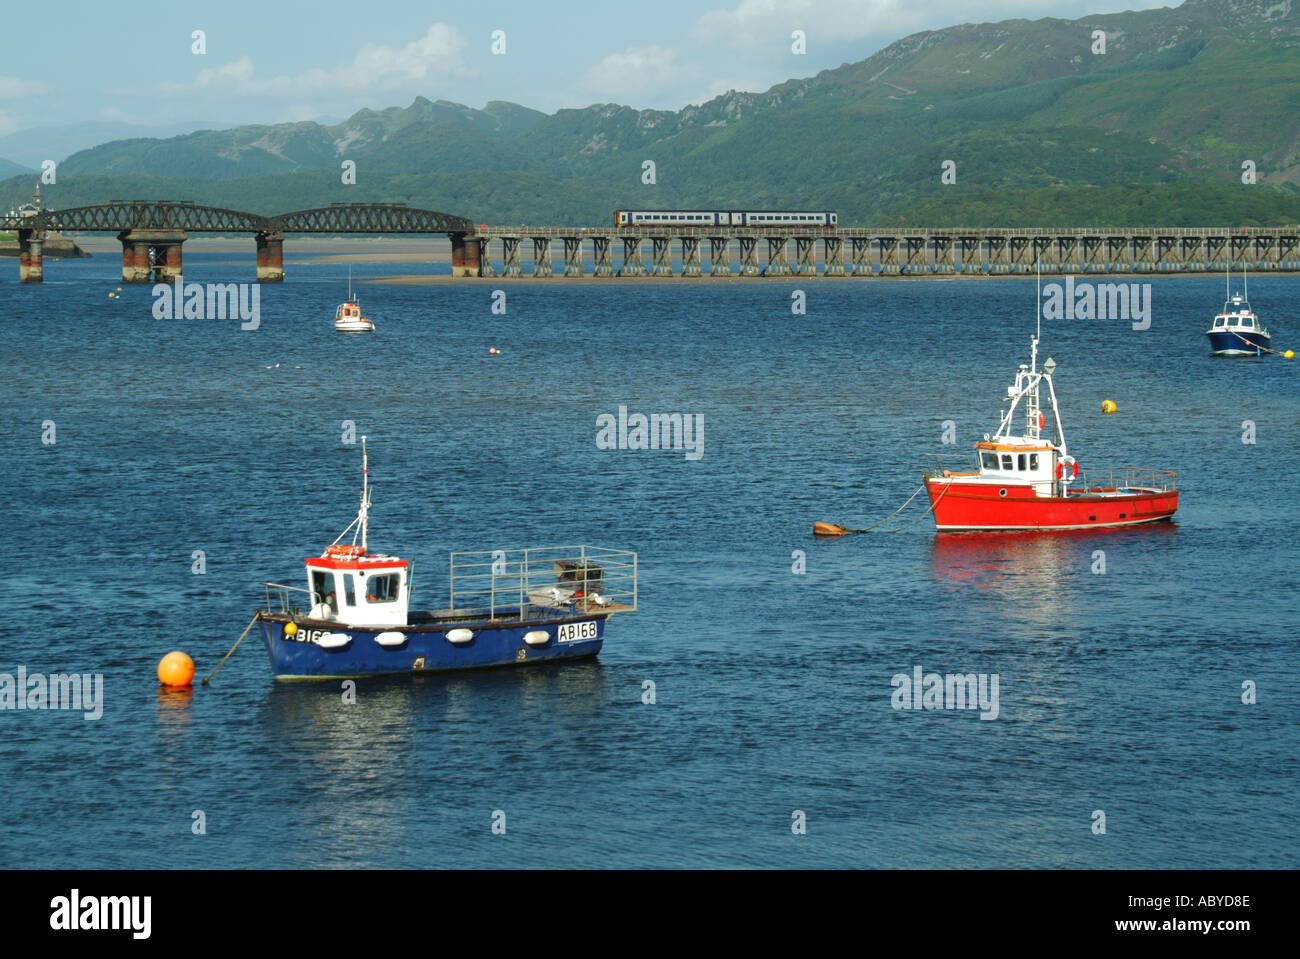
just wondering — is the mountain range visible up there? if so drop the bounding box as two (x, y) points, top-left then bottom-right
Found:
(4, 0), (1299, 227)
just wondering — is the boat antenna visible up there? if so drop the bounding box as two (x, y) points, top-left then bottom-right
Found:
(360, 435), (369, 551)
(1035, 258), (1041, 356)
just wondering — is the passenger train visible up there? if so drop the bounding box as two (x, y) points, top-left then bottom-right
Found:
(615, 210), (837, 227)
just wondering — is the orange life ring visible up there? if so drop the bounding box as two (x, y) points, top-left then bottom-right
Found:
(1055, 459), (1078, 481)
(325, 544), (364, 558)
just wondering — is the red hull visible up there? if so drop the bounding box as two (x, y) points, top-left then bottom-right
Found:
(925, 479), (1178, 531)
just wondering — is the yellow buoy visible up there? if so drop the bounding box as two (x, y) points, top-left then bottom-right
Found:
(158, 651), (195, 687)
(1285, 350), (1295, 359)
(1101, 400), (1117, 414)
(284, 622), (298, 636)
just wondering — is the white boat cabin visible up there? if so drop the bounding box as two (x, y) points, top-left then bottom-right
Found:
(972, 439), (1061, 496)
(305, 546), (410, 627)
(1209, 294), (1264, 333)
(335, 301), (364, 323)
(303, 437), (406, 626)
(942, 345), (1077, 497)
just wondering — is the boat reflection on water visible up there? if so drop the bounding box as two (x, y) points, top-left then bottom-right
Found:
(929, 524), (1178, 624)
(261, 660), (609, 730)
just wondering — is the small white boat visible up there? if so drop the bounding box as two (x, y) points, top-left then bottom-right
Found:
(333, 269), (374, 333)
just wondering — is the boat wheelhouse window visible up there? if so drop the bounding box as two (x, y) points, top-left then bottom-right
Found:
(1018, 454), (1027, 471)
(366, 572), (402, 603)
(311, 570), (337, 614)
(981, 452), (997, 470)
(343, 575), (356, 607)
(1030, 453), (1039, 470)
(1001, 454), (1014, 471)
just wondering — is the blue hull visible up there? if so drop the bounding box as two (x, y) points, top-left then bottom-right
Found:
(258, 609), (608, 679)
(1207, 330), (1269, 355)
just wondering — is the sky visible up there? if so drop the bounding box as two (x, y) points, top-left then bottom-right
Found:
(1, 0), (1174, 138)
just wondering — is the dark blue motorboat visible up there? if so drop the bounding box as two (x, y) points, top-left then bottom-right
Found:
(1206, 269), (1269, 356)
(256, 438), (637, 680)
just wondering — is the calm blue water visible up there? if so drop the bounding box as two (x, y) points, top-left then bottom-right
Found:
(2, 247), (1297, 868)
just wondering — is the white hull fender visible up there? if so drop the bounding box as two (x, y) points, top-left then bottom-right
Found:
(446, 628), (475, 645)
(318, 632), (352, 649)
(374, 631), (407, 647)
(523, 630), (550, 646)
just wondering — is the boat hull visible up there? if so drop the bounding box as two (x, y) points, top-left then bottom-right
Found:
(1207, 329), (1269, 356)
(925, 479), (1177, 532)
(258, 610), (608, 679)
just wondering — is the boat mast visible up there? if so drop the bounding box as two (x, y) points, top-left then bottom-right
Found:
(360, 435), (369, 551)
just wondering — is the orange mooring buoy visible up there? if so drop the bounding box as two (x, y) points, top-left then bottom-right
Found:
(158, 651), (195, 687)
(813, 522), (849, 537)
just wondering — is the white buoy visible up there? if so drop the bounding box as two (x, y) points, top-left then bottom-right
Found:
(317, 632), (351, 649)
(523, 630), (549, 646)
(374, 631), (407, 648)
(446, 628), (474, 645)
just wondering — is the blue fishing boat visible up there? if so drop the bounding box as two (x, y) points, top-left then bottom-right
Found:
(1206, 266), (1269, 356)
(256, 438), (637, 680)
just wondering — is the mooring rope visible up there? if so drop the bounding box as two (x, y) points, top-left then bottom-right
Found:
(1228, 328), (1288, 357)
(878, 480), (950, 533)
(817, 479), (950, 535)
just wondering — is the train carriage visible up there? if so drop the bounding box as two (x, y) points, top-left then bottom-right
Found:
(615, 210), (836, 227)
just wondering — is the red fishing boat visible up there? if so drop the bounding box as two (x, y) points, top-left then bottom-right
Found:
(922, 331), (1177, 532)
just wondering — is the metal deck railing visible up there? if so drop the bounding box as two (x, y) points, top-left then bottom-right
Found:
(448, 545), (638, 621)
(1073, 468), (1177, 494)
(261, 582), (315, 614)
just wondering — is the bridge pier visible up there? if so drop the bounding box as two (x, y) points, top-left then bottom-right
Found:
(450, 232), (482, 277)
(256, 231), (284, 282)
(618, 237), (645, 276)
(117, 229), (185, 283)
(709, 237), (731, 276)
(592, 237), (614, 276)
(17, 229), (42, 283)
(532, 238), (552, 277)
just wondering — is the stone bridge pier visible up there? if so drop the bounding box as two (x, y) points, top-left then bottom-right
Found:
(450, 232), (483, 277)
(118, 228), (186, 283)
(17, 229), (42, 283)
(256, 231), (284, 282)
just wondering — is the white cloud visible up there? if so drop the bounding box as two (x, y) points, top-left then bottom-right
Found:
(0, 75), (48, 99)
(196, 56), (255, 87)
(0, 109), (20, 136)
(351, 23), (469, 83)
(584, 46), (687, 101)
(181, 23), (472, 99)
